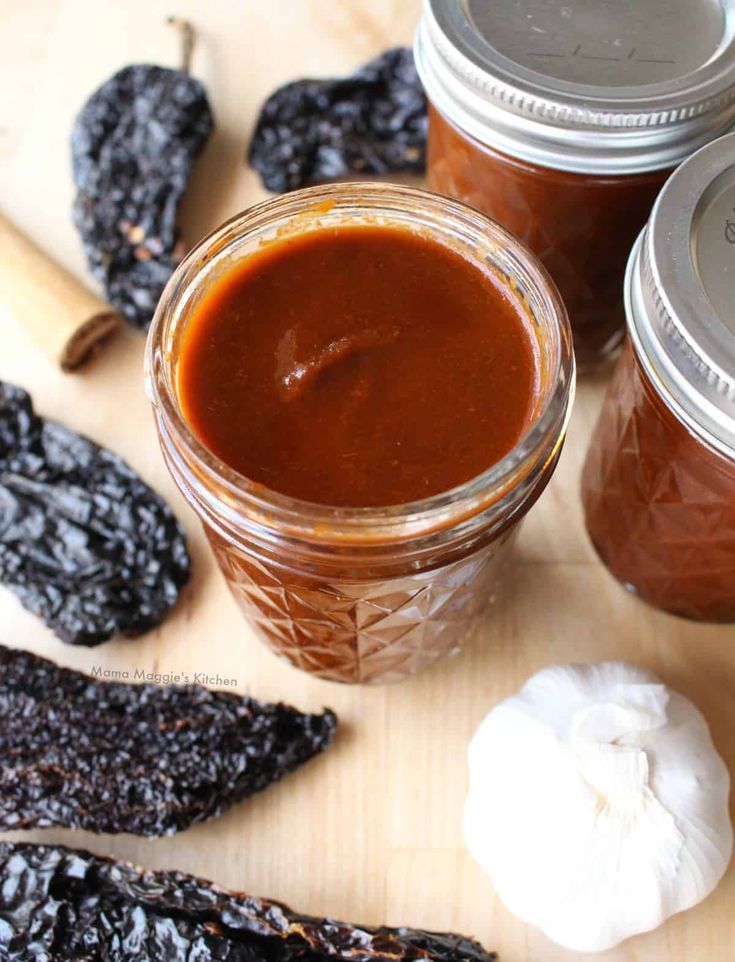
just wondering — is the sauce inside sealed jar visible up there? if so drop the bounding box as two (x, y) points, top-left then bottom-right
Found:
(582, 344), (735, 622)
(427, 106), (669, 368)
(179, 225), (539, 508)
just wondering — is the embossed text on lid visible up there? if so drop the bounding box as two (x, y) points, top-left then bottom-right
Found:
(465, 0), (726, 87)
(416, 0), (735, 172)
(693, 173), (735, 328)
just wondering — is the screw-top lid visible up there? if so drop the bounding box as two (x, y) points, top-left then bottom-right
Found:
(627, 131), (735, 457)
(415, 0), (735, 173)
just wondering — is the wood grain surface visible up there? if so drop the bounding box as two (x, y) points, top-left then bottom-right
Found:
(0, 2), (733, 960)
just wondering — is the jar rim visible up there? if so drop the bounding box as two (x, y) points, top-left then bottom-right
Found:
(145, 182), (575, 545)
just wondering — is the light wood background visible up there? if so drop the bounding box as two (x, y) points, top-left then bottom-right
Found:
(1, 2), (734, 960)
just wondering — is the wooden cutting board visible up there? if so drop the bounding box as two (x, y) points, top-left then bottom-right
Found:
(1, 2), (733, 959)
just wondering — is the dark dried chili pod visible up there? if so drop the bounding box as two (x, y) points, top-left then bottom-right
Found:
(0, 644), (336, 836)
(248, 47), (427, 193)
(0, 841), (498, 962)
(0, 381), (190, 645)
(71, 19), (213, 330)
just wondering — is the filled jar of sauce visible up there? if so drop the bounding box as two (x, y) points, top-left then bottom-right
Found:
(146, 184), (574, 683)
(582, 133), (735, 621)
(415, 0), (735, 367)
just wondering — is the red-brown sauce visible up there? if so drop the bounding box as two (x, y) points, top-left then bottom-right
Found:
(582, 343), (735, 622)
(179, 224), (539, 508)
(427, 106), (670, 368)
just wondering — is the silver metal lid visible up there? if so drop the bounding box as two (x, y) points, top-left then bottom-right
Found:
(627, 132), (735, 456)
(415, 0), (735, 173)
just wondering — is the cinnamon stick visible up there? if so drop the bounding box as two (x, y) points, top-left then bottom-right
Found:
(0, 213), (121, 371)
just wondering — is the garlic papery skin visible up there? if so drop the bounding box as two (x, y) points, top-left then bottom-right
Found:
(464, 662), (733, 953)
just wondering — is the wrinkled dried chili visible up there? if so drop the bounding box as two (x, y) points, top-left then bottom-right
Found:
(72, 19), (213, 329)
(0, 842), (498, 962)
(0, 644), (336, 836)
(248, 48), (427, 193)
(0, 380), (190, 645)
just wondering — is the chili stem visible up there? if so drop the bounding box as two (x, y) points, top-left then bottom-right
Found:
(167, 16), (195, 73)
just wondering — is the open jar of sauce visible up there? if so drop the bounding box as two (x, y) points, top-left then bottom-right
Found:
(146, 184), (574, 684)
(415, 0), (735, 368)
(582, 133), (735, 621)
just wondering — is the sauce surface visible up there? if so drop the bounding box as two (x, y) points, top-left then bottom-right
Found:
(179, 224), (538, 508)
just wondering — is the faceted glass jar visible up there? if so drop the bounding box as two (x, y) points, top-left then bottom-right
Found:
(582, 343), (735, 622)
(146, 184), (574, 684)
(427, 106), (671, 369)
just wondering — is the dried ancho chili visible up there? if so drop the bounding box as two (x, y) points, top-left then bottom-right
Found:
(0, 645), (336, 836)
(248, 47), (427, 193)
(0, 842), (498, 962)
(0, 381), (190, 646)
(71, 19), (213, 330)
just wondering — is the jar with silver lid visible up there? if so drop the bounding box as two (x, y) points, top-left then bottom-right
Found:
(581, 132), (735, 621)
(415, 0), (735, 367)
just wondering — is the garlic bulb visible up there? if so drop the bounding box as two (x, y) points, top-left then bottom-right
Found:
(464, 662), (732, 953)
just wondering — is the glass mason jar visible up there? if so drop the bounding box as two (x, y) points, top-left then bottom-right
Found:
(415, 0), (735, 368)
(146, 184), (574, 684)
(582, 134), (735, 621)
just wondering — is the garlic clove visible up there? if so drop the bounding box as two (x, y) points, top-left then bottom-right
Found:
(464, 661), (733, 953)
